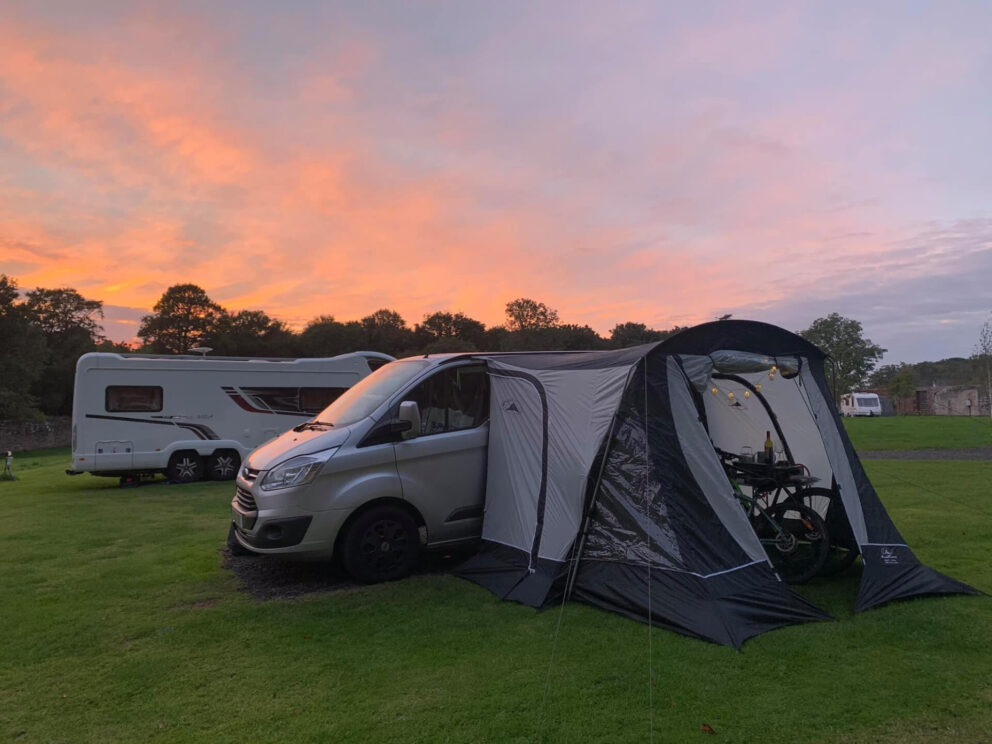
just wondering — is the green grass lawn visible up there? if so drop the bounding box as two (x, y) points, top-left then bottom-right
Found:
(1, 449), (989, 743)
(843, 415), (992, 451)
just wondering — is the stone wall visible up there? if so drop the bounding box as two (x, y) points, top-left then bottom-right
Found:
(0, 417), (72, 453)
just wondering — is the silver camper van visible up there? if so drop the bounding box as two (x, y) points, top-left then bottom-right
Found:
(229, 354), (489, 582)
(70, 352), (392, 484)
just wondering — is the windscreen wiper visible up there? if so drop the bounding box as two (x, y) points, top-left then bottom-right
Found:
(292, 420), (334, 432)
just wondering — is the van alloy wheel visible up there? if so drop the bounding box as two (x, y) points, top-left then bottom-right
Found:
(341, 506), (422, 584)
(360, 518), (410, 572)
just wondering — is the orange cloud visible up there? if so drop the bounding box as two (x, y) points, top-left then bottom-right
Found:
(0, 3), (986, 361)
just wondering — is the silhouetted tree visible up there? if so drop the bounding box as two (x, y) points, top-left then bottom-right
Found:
(799, 313), (885, 403)
(484, 326), (511, 352)
(204, 310), (297, 357)
(550, 324), (607, 350)
(609, 322), (666, 348)
(504, 298), (559, 332)
(137, 284), (223, 353)
(23, 288), (104, 339)
(299, 316), (365, 357)
(0, 275), (47, 419)
(887, 364), (917, 414)
(360, 309), (413, 357)
(414, 311), (487, 350)
(23, 287), (107, 414)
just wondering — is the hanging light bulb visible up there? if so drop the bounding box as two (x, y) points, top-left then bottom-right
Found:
(727, 391), (734, 400)
(755, 383), (762, 392)
(744, 390), (751, 398)
(711, 386), (718, 395)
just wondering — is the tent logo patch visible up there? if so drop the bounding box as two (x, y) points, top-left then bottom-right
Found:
(880, 547), (899, 565)
(502, 401), (520, 413)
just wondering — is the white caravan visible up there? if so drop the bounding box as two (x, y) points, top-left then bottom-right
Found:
(839, 392), (882, 417)
(69, 352), (392, 484)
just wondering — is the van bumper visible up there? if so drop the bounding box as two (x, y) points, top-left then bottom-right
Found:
(234, 515), (313, 549)
(231, 500), (351, 556)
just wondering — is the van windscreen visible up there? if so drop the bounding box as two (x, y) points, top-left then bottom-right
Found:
(314, 360), (431, 427)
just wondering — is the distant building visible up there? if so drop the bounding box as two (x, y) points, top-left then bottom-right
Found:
(889, 385), (990, 416)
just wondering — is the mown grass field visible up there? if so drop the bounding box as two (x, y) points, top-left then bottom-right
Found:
(843, 414), (992, 451)
(1, 446), (989, 743)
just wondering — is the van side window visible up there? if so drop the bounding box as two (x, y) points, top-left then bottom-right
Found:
(106, 386), (163, 412)
(405, 365), (489, 435)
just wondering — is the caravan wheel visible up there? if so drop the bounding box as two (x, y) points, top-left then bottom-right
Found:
(166, 451), (203, 483)
(208, 450), (241, 481)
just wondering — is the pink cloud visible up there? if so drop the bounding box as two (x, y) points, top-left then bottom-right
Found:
(0, 3), (989, 358)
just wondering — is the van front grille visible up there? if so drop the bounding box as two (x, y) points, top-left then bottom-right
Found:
(236, 487), (257, 512)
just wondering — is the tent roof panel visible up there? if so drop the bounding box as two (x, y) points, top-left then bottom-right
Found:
(659, 320), (825, 359)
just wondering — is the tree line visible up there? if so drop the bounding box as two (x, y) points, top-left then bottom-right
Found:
(6, 272), (985, 421)
(0, 277), (690, 420)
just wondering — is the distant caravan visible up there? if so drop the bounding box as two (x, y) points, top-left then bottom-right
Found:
(840, 392), (882, 417)
(68, 351), (393, 485)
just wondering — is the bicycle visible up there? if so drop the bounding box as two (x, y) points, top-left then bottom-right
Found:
(718, 450), (831, 584)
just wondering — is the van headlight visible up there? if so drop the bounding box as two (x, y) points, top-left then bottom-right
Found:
(260, 449), (338, 491)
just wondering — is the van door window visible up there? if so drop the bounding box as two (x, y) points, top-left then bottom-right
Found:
(405, 365), (489, 435)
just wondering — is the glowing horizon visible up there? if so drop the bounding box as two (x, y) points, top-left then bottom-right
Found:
(2, 2), (990, 362)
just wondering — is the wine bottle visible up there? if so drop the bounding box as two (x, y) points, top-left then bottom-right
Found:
(764, 430), (774, 464)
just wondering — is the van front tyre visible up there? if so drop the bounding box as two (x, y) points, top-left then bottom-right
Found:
(166, 451), (203, 483)
(341, 506), (422, 584)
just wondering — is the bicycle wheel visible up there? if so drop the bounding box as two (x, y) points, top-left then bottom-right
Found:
(752, 501), (830, 584)
(796, 487), (860, 577)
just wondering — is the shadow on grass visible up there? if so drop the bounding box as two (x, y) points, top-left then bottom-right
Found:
(221, 543), (479, 601)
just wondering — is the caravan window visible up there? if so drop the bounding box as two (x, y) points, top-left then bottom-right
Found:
(405, 365), (489, 435)
(300, 387), (347, 413)
(106, 386), (163, 412)
(239, 386), (349, 415)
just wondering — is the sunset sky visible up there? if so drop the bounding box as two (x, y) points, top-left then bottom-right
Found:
(2, 1), (990, 362)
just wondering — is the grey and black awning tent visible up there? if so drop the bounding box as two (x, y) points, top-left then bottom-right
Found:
(458, 320), (978, 647)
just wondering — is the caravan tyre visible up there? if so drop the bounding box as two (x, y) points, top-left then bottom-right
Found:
(208, 450), (241, 481)
(166, 451), (204, 483)
(341, 506), (422, 584)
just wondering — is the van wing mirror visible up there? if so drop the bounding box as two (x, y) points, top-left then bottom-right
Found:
(397, 401), (421, 440)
